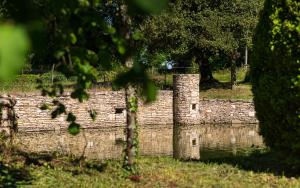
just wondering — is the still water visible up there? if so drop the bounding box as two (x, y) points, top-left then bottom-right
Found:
(16, 123), (264, 160)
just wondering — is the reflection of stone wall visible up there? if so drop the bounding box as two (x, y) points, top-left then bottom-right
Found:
(15, 128), (125, 159)
(14, 124), (263, 160)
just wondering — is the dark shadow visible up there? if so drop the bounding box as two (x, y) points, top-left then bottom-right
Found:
(200, 81), (231, 90)
(200, 149), (300, 178)
(16, 150), (107, 174)
(0, 162), (31, 187)
(200, 80), (250, 91)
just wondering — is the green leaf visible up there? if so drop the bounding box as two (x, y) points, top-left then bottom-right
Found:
(66, 113), (76, 122)
(133, 0), (168, 14)
(144, 81), (157, 102)
(68, 122), (80, 135)
(0, 24), (30, 81)
(88, 109), (97, 121)
(40, 103), (50, 110)
(70, 33), (77, 44)
(117, 45), (126, 55)
(132, 31), (143, 40)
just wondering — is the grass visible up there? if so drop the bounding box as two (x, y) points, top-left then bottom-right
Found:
(200, 67), (253, 100)
(213, 67), (248, 83)
(200, 84), (253, 100)
(0, 68), (252, 99)
(1, 148), (300, 187)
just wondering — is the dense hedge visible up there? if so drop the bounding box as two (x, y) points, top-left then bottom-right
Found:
(251, 0), (300, 155)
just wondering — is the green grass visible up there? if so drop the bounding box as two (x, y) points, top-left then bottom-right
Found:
(200, 84), (253, 100)
(1, 149), (300, 187)
(213, 67), (248, 83)
(0, 73), (75, 94)
(0, 69), (252, 100)
(200, 67), (253, 100)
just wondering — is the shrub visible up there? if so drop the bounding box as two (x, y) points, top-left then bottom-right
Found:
(251, 0), (300, 155)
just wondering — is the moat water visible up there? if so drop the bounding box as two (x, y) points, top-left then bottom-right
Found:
(16, 123), (264, 160)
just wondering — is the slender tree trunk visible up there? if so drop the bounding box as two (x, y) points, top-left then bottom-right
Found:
(244, 46), (248, 66)
(243, 47), (251, 83)
(230, 50), (240, 89)
(125, 85), (137, 167)
(124, 57), (137, 168)
(119, 3), (138, 170)
(231, 59), (237, 89)
(51, 64), (55, 84)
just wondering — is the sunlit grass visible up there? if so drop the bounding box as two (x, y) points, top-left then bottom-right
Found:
(213, 67), (248, 83)
(0, 68), (252, 100)
(200, 84), (253, 100)
(8, 156), (298, 187)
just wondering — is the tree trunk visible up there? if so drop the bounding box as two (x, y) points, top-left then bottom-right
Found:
(199, 58), (214, 83)
(125, 85), (137, 167)
(231, 59), (237, 89)
(231, 50), (240, 89)
(119, 3), (138, 171)
(244, 46), (248, 66)
(124, 57), (138, 170)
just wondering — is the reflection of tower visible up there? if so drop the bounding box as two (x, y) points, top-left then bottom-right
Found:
(173, 74), (200, 160)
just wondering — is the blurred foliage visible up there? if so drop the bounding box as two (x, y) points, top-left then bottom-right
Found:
(1, 0), (169, 136)
(0, 24), (30, 81)
(251, 0), (300, 156)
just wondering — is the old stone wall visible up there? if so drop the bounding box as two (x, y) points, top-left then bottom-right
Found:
(8, 91), (258, 132)
(14, 91), (126, 132)
(199, 99), (258, 124)
(137, 91), (173, 125)
(0, 87), (261, 160)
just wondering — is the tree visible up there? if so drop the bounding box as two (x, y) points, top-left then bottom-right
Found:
(141, 0), (263, 84)
(251, 0), (300, 156)
(1, 0), (167, 172)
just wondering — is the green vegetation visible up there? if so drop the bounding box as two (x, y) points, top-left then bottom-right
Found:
(1, 0), (299, 185)
(142, 0), (263, 82)
(200, 68), (252, 99)
(251, 0), (300, 156)
(0, 68), (252, 100)
(1, 150), (300, 187)
(200, 84), (252, 100)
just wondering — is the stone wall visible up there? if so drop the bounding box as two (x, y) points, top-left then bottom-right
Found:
(137, 91), (173, 125)
(199, 99), (258, 124)
(9, 90), (258, 132)
(1, 85), (261, 160)
(14, 91), (126, 132)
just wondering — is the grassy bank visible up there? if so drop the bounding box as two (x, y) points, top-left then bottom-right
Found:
(0, 68), (252, 99)
(1, 150), (299, 187)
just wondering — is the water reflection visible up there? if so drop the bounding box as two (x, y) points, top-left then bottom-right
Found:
(15, 123), (264, 160)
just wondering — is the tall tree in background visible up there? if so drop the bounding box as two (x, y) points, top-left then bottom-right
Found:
(142, 0), (263, 84)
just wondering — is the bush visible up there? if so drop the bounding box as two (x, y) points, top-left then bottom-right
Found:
(250, 0), (300, 155)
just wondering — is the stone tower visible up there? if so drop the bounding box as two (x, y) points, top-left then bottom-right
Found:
(173, 74), (200, 160)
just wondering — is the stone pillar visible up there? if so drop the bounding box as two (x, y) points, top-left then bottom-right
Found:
(173, 74), (200, 160)
(0, 95), (17, 141)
